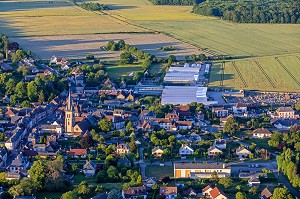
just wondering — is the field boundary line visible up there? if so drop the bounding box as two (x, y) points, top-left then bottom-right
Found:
(275, 57), (300, 87)
(232, 61), (248, 88)
(253, 60), (276, 88)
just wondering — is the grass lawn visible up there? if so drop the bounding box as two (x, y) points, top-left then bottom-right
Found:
(145, 165), (173, 179)
(106, 63), (144, 79)
(73, 174), (123, 189)
(243, 138), (274, 152)
(36, 192), (62, 199)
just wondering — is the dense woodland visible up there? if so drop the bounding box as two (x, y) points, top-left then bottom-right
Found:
(193, 0), (300, 23)
(149, 0), (203, 6)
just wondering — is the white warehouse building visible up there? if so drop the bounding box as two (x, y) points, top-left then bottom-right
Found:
(161, 86), (216, 105)
(164, 66), (201, 85)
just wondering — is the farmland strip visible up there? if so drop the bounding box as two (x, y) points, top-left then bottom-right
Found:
(253, 60), (276, 88)
(275, 57), (300, 87)
(220, 62), (225, 86)
(232, 61), (248, 87)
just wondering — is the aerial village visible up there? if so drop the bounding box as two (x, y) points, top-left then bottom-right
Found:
(0, 39), (299, 199)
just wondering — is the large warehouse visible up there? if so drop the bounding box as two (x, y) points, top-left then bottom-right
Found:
(161, 86), (212, 105)
(164, 66), (201, 85)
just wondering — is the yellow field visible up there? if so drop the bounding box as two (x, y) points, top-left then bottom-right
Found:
(0, 0), (146, 36)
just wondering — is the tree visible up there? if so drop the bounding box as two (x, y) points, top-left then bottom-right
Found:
(77, 181), (91, 195)
(71, 164), (79, 173)
(16, 81), (27, 98)
(119, 52), (134, 64)
(11, 49), (26, 63)
(199, 54), (207, 61)
(295, 100), (300, 111)
(0, 132), (5, 141)
(248, 186), (257, 195)
(272, 187), (293, 199)
(27, 81), (39, 102)
(38, 91), (45, 103)
(5, 78), (16, 95)
(107, 166), (118, 180)
(223, 117), (239, 135)
(9, 178), (36, 196)
(79, 134), (94, 149)
(236, 192), (248, 199)
(126, 121), (134, 133)
(61, 191), (78, 199)
(210, 171), (219, 181)
(218, 177), (233, 188)
(21, 100), (30, 108)
(86, 54), (95, 60)
(98, 119), (113, 132)
(28, 160), (45, 190)
(167, 55), (176, 65)
(107, 189), (122, 199)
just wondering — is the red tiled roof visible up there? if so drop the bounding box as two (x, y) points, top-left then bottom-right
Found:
(68, 149), (86, 156)
(209, 187), (226, 199)
(202, 185), (211, 192)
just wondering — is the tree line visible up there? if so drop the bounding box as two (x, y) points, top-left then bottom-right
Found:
(193, 0), (300, 24)
(80, 2), (108, 11)
(149, 0), (204, 6)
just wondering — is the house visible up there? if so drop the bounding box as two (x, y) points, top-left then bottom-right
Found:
(212, 107), (229, 118)
(214, 139), (226, 149)
(139, 110), (156, 121)
(145, 177), (157, 189)
(159, 187), (177, 199)
(0, 148), (7, 167)
(179, 144), (194, 156)
(91, 192), (108, 199)
(207, 146), (223, 158)
(174, 163), (231, 178)
(174, 105), (192, 119)
(271, 107), (298, 119)
(182, 188), (197, 197)
(118, 156), (131, 167)
(273, 119), (300, 130)
(67, 149), (87, 158)
(1, 62), (13, 71)
(151, 118), (172, 130)
(9, 154), (29, 173)
(122, 186), (147, 199)
(152, 146), (164, 158)
(175, 121), (193, 130)
(202, 185), (213, 197)
(208, 187), (227, 199)
(248, 176), (260, 187)
(83, 160), (96, 177)
(253, 128), (272, 138)
(116, 143), (130, 154)
(260, 187), (273, 199)
(220, 114), (233, 126)
(236, 147), (251, 159)
(233, 103), (247, 115)
(165, 113), (179, 121)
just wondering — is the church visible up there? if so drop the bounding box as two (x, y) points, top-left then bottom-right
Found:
(64, 88), (97, 137)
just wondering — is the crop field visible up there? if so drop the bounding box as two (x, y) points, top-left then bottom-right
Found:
(0, 0), (146, 36)
(209, 54), (300, 92)
(101, 0), (300, 57)
(11, 33), (206, 59)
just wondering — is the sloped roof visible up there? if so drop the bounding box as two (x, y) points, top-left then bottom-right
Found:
(160, 187), (177, 195)
(253, 128), (272, 135)
(209, 187), (226, 198)
(261, 187), (273, 199)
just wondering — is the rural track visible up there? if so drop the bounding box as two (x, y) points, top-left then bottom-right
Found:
(297, 56), (300, 61)
(275, 57), (300, 87)
(253, 60), (276, 88)
(232, 61), (248, 88)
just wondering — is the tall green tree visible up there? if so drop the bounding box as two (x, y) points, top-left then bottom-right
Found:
(223, 117), (239, 135)
(28, 160), (45, 190)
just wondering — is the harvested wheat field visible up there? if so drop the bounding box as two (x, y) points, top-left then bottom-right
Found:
(11, 33), (210, 60)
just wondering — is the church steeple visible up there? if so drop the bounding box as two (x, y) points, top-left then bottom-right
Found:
(66, 86), (73, 111)
(65, 85), (75, 134)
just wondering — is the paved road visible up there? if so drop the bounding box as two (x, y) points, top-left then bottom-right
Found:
(274, 172), (300, 198)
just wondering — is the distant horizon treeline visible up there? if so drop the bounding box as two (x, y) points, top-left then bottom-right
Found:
(149, 0), (204, 6)
(193, 0), (300, 23)
(150, 0), (300, 24)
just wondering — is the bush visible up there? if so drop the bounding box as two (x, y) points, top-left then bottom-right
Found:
(86, 54), (95, 60)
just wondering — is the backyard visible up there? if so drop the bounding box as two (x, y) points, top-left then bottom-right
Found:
(145, 165), (173, 179)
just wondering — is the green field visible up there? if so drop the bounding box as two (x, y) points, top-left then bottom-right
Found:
(209, 55), (300, 92)
(145, 165), (173, 179)
(106, 63), (144, 79)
